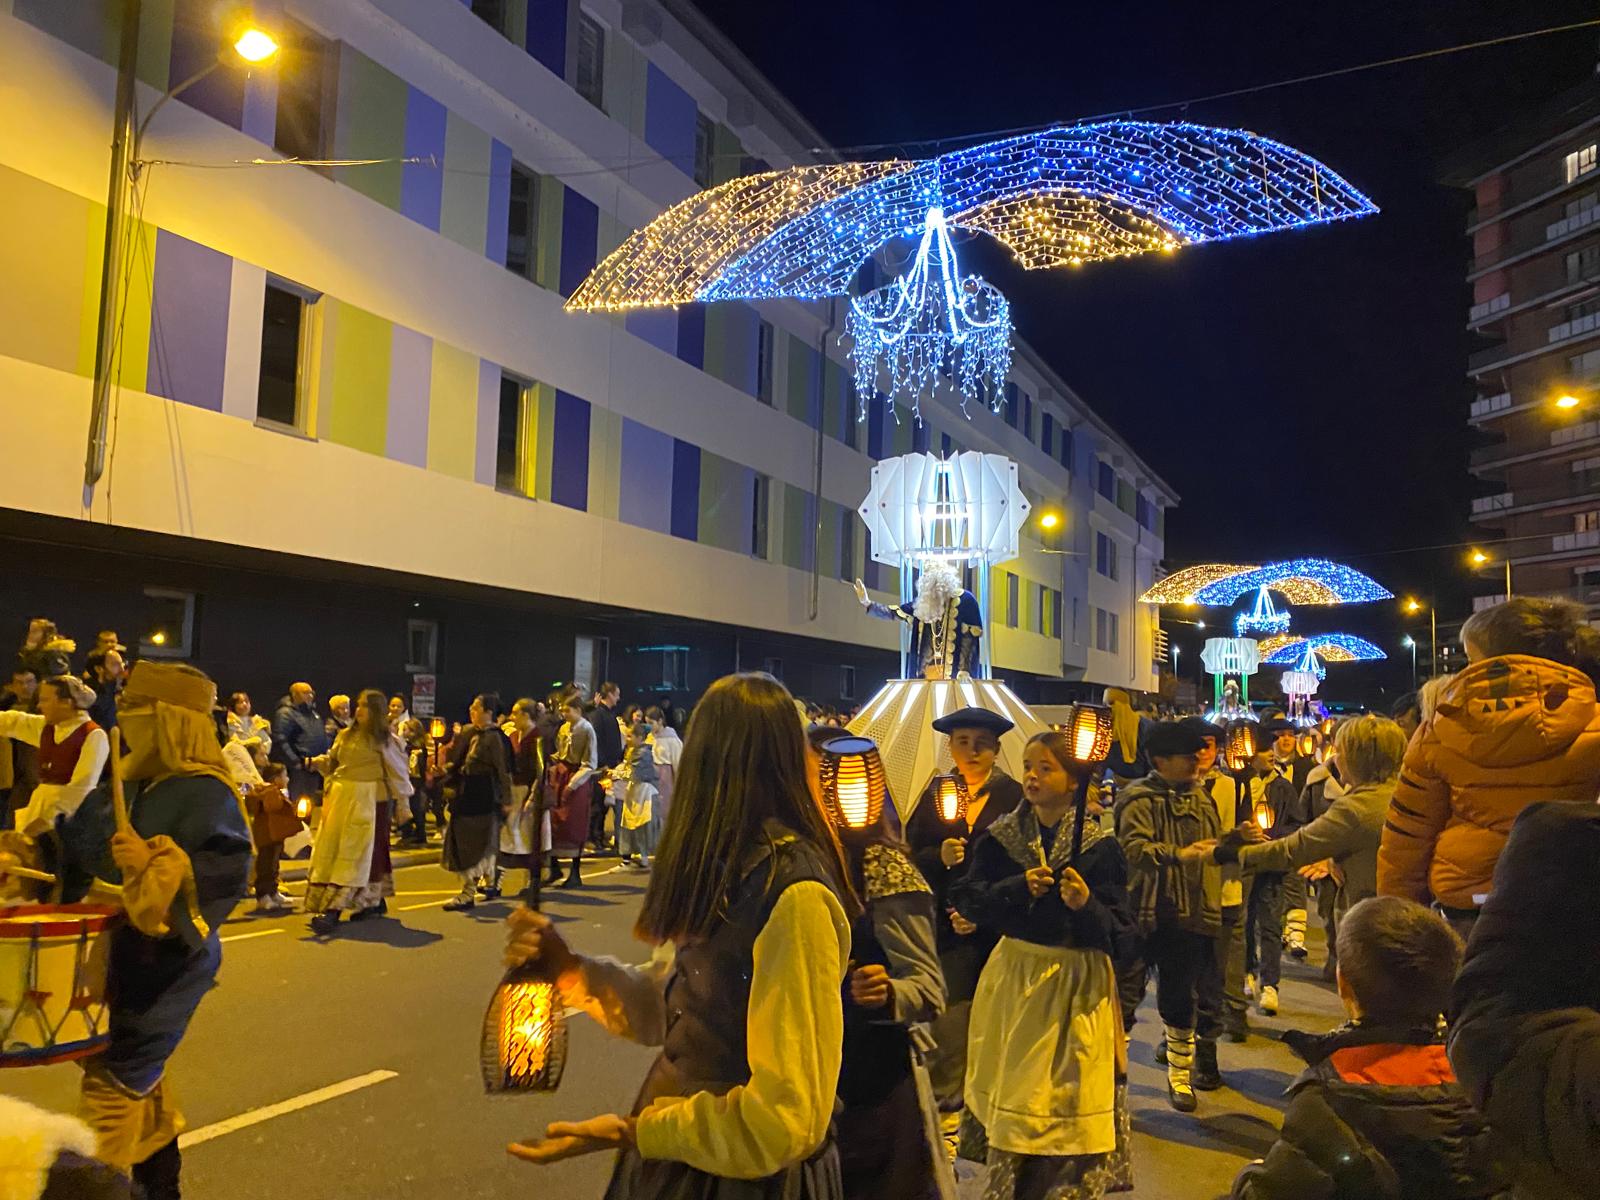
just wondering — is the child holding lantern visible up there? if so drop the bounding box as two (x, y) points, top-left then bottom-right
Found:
(949, 730), (1134, 1200)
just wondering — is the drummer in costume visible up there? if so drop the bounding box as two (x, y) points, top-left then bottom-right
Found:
(811, 728), (952, 1200)
(0, 661), (251, 1199)
(950, 730), (1134, 1200)
(0, 674), (110, 835)
(542, 695), (597, 889)
(904, 707), (1021, 1120)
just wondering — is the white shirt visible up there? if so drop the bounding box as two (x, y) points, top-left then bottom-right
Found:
(0, 711), (110, 834)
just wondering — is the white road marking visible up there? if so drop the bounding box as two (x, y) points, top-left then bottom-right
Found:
(398, 898), (451, 912)
(220, 929), (286, 944)
(178, 1070), (399, 1149)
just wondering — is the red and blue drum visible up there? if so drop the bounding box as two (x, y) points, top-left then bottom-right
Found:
(0, 904), (115, 1068)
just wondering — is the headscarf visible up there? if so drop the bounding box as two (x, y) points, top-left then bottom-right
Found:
(1104, 686), (1140, 765)
(118, 661), (235, 792)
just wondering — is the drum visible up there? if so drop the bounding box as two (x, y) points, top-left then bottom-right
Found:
(0, 904), (116, 1068)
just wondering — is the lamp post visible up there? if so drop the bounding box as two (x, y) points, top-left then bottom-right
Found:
(1402, 597), (1437, 677)
(1402, 635), (1417, 690)
(84, 9), (280, 487)
(1468, 548), (1512, 601)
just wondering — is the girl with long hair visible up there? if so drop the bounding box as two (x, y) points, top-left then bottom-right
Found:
(304, 688), (412, 934)
(502, 672), (859, 1200)
(951, 731), (1134, 1200)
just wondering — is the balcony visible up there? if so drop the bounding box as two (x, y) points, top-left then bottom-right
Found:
(1469, 391), (1512, 420)
(1468, 342), (1510, 373)
(1468, 292), (1510, 325)
(1553, 529), (1600, 553)
(1470, 492), (1513, 515)
(1547, 203), (1600, 242)
(1549, 310), (1600, 344)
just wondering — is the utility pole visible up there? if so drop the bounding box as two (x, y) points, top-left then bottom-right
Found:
(83, 0), (143, 489)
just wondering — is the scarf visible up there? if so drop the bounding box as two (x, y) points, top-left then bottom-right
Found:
(987, 795), (1109, 875)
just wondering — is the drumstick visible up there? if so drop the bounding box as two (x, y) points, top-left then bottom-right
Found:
(1, 865), (57, 883)
(109, 728), (130, 835)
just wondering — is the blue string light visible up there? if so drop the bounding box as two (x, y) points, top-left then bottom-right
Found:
(1194, 559), (1393, 606)
(1234, 585), (1292, 635)
(1261, 633), (1387, 665)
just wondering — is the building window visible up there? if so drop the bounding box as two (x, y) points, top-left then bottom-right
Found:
(1022, 391), (1034, 441)
(495, 373), (532, 494)
(1005, 572), (1019, 628)
(762, 656), (784, 680)
(839, 664), (856, 700)
(1003, 382), (1019, 428)
(506, 163), (537, 279)
(1578, 511), (1600, 533)
(648, 646), (688, 690)
(844, 379), (860, 449)
(1568, 297), (1600, 323)
(140, 588), (195, 659)
(573, 635), (608, 694)
(1041, 412), (1055, 458)
(273, 20), (326, 162)
(1571, 347), (1600, 379)
(1097, 459), (1116, 501)
(1567, 243), (1600, 284)
(751, 473), (770, 558)
(470, 0), (510, 35)
(1033, 583), (1047, 633)
(839, 513), (855, 581)
(406, 619), (439, 673)
(1095, 532), (1119, 580)
(756, 319), (775, 403)
(1048, 588), (1063, 639)
(575, 12), (605, 109)
(1060, 427), (1074, 471)
(1094, 608), (1119, 654)
(256, 280), (314, 430)
(693, 112), (715, 188)
(1565, 143), (1598, 185)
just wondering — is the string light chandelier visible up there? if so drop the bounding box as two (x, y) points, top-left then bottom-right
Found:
(845, 207), (1012, 418)
(1234, 585), (1291, 635)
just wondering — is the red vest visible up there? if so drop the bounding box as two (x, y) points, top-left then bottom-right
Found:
(37, 719), (99, 785)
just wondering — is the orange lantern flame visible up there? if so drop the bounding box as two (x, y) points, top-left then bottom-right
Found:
(295, 796), (311, 820)
(818, 737), (888, 831)
(1225, 722), (1257, 773)
(1296, 731), (1316, 758)
(1063, 702), (1115, 766)
(429, 717), (446, 740)
(1254, 800), (1274, 831)
(932, 773), (969, 824)
(482, 968), (568, 1092)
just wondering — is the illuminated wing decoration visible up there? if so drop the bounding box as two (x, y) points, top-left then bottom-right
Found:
(1141, 559), (1391, 606)
(1262, 633), (1387, 664)
(566, 121), (1377, 312)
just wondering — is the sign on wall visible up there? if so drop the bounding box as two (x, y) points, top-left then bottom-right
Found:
(411, 673), (436, 718)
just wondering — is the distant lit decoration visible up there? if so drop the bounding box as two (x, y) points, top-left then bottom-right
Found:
(1256, 633), (1297, 659)
(568, 122), (1375, 414)
(1141, 559), (1391, 607)
(858, 452), (1029, 567)
(1281, 669), (1321, 697)
(817, 737), (889, 831)
(482, 968), (567, 1092)
(1262, 633), (1386, 666)
(846, 208), (1012, 419)
(931, 774), (970, 824)
(1201, 637), (1260, 677)
(1234, 585), (1291, 635)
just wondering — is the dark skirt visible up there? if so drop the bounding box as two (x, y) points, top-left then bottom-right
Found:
(604, 1139), (842, 1200)
(838, 1073), (933, 1200)
(442, 812), (496, 872)
(544, 761), (593, 853)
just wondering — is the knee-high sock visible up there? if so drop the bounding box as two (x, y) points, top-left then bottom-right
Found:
(1165, 1025), (1195, 1089)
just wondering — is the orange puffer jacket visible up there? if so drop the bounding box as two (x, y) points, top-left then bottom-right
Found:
(1378, 654), (1600, 910)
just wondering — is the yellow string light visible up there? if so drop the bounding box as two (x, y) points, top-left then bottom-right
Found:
(1139, 564), (1258, 604)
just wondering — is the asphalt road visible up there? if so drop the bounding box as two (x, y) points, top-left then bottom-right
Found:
(2, 856), (1342, 1199)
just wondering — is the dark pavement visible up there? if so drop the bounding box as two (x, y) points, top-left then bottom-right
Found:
(3, 857), (1342, 1199)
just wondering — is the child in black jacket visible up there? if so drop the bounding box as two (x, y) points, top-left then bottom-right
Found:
(1232, 896), (1512, 1200)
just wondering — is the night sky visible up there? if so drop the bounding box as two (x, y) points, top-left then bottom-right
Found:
(690, 0), (1600, 704)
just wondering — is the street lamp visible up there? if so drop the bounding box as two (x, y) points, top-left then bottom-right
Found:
(1402, 635), (1417, 690)
(1468, 548), (1513, 600)
(1401, 596), (1438, 676)
(1555, 393), (1582, 411)
(84, 12), (282, 488)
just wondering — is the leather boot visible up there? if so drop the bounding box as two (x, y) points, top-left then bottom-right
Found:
(132, 1137), (182, 1200)
(1165, 1025), (1197, 1112)
(561, 859), (585, 888)
(1193, 1037), (1222, 1090)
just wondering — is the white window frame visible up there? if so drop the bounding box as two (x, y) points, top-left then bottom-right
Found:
(139, 588), (196, 659)
(1566, 143), (1598, 185)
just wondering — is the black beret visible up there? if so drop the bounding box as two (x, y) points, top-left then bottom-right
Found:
(1144, 720), (1207, 758)
(1179, 716), (1224, 746)
(1260, 716), (1297, 736)
(931, 706), (1015, 737)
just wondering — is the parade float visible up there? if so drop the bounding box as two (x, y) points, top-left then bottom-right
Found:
(566, 120), (1376, 810)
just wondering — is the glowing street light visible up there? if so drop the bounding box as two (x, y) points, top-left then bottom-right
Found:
(1039, 512), (1060, 530)
(1555, 393), (1582, 411)
(233, 28), (281, 63)
(1468, 548), (1512, 599)
(1402, 635), (1417, 689)
(1401, 596), (1437, 675)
